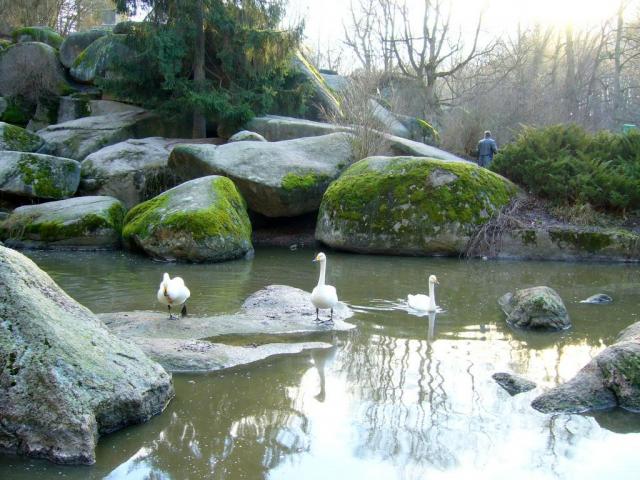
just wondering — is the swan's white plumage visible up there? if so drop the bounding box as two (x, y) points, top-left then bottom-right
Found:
(311, 252), (338, 319)
(407, 275), (439, 312)
(157, 273), (190, 316)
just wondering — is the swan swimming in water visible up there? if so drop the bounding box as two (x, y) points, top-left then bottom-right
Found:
(407, 275), (439, 312)
(157, 272), (190, 320)
(311, 252), (338, 324)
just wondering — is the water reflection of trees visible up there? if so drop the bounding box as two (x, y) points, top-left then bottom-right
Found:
(105, 358), (313, 479)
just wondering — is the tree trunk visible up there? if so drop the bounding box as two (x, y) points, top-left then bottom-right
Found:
(192, 0), (206, 138)
(612, 1), (625, 128)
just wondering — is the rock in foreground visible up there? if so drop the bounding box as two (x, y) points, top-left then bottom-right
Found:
(0, 196), (126, 249)
(498, 286), (571, 331)
(122, 176), (253, 262)
(0, 122), (44, 152)
(316, 156), (517, 255)
(169, 133), (355, 217)
(0, 246), (174, 465)
(100, 285), (354, 372)
(532, 321), (640, 413)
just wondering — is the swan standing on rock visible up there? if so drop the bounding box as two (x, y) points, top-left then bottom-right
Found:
(157, 273), (190, 320)
(408, 275), (439, 312)
(311, 252), (338, 324)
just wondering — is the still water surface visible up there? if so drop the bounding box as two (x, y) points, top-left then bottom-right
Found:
(1, 248), (639, 479)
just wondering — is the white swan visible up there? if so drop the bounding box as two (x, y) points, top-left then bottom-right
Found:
(157, 272), (191, 320)
(311, 252), (339, 324)
(407, 274), (439, 312)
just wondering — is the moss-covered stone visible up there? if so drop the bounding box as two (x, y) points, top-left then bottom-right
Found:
(70, 34), (130, 84)
(59, 28), (109, 68)
(0, 96), (35, 126)
(0, 196), (126, 249)
(316, 156), (517, 255)
(12, 26), (63, 49)
(0, 151), (80, 200)
(122, 176), (253, 263)
(0, 121), (44, 152)
(281, 172), (330, 192)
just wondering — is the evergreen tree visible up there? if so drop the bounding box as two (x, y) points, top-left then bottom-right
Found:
(108, 0), (308, 136)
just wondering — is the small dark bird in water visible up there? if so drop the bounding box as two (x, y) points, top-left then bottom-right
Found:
(580, 294), (613, 305)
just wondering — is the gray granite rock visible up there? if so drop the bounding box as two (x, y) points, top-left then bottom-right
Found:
(0, 245), (174, 465)
(0, 121), (44, 152)
(492, 372), (537, 396)
(499, 286), (571, 330)
(228, 130), (267, 143)
(59, 28), (109, 68)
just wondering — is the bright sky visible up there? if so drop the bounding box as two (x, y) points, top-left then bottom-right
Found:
(288, 0), (632, 50)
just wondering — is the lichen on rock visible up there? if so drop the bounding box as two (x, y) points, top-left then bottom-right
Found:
(0, 121), (44, 152)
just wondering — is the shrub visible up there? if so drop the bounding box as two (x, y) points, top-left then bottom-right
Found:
(491, 124), (640, 213)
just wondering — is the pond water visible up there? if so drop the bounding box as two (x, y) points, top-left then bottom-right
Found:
(1, 247), (639, 479)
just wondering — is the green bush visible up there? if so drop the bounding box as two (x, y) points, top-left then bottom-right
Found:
(491, 124), (640, 213)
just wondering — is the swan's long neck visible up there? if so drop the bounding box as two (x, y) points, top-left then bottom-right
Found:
(428, 281), (436, 309)
(317, 259), (326, 286)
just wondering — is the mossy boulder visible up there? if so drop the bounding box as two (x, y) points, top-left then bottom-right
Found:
(12, 26), (63, 49)
(37, 110), (166, 161)
(122, 176), (253, 262)
(0, 196), (126, 249)
(498, 286), (571, 331)
(59, 28), (109, 68)
(0, 122), (44, 152)
(292, 50), (341, 120)
(0, 95), (35, 126)
(80, 137), (181, 209)
(532, 321), (640, 413)
(0, 42), (72, 99)
(70, 34), (130, 84)
(0, 151), (80, 199)
(169, 133), (355, 217)
(0, 245), (174, 465)
(316, 156), (517, 255)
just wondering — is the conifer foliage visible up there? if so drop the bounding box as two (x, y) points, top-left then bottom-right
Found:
(108, 0), (309, 135)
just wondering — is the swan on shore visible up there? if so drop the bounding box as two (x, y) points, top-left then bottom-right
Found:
(157, 272), (190, 320)
(311, 252), (338, 324)
(408, 275), (439, 312)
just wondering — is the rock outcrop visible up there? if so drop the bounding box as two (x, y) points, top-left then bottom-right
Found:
(100, 285), (355, 372)
(37, 110), (174, 161)
(0, 245), (174, 465)
(498, 286), (571, 331)
(0, 122), (44, 152)
(11, 26), (63, 49)
(0, 196), (126, 249)
(122, 176), (253, 262)
(0, 151), (80, 200)
(228, 130), (267, 143)
(532, 321), (640, 413)
(80, 137), (181, 208)
(0, 42), (72, 99)
(59, 28), (109, 68)
(169, 133), (355, 217)
(316, 156), (517, 255)
(69, 34), (130, 84)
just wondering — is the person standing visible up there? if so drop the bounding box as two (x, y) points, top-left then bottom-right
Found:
(477, 130), (498, 167)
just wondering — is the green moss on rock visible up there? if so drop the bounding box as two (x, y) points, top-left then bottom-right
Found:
(0, 122), (43, 152)
(281, 172), (330, 192)
(317, 157), (517, 255)
(1, 97), (35, 126)
(122, 176), (253, 262)
(12, 27), (63, 49)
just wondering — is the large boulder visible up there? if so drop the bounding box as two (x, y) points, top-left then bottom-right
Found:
(228, 130), (267, 143)
(70, 34), (130, 84)
(37, 110), (177, 161)
(292, 51), (342, 119)
(122, 176), (253, 262)
(59, 28), (109, 68)
(0, 196), (126, 249)
(80, 137), (182, 208)
(532, 321), (640, 413)
(246, 115), (465, 162)
(0, 122), (44, 152)
(0, 42), (72, 99)
(0, 245), (174, 465)
(0, 151), (80, 200)
(57, 96), (143, 124)
(498, 286), (571, 331)
(316, 156), (517, 255)
(12, 26), (63, 49)
(169, 133), (355, 217)
(369, 98), (411, 138)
